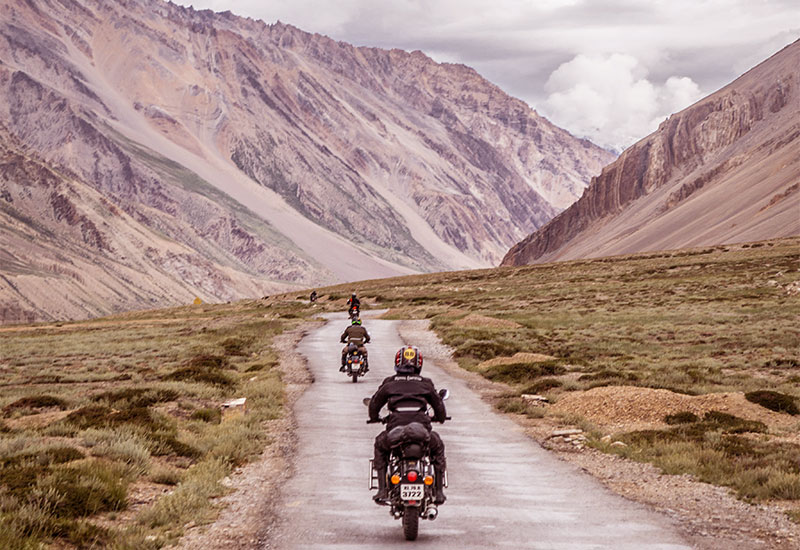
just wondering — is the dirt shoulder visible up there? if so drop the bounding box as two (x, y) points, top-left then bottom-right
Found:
(166, 323), (318, 550)
(398, 319), (800, 550)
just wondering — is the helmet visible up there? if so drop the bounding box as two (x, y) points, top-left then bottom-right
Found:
(394, 346), (422, 374)
(351, 292), (357, 298)
(351, 318), (362, 325)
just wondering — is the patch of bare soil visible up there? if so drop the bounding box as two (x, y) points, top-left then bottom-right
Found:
(452, 313), (522, 329)
(166, 323), (318, 550)
(398, 319), (800, 550)
(552, 385), (798, 431)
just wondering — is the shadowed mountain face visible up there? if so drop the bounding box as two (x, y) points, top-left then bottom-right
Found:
(502, 40), (800, 266)
(0, 0), (612, 322)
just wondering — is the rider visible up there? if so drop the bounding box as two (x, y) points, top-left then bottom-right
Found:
(368, 346), (447, 505)
(340, 318), (370, 372)
(347, 292), (361, 316)
(310, 290), (317, 303)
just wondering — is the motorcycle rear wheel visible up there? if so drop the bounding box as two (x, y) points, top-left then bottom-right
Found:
(402, 506), (419, 540)
(351, 371), (358, 383)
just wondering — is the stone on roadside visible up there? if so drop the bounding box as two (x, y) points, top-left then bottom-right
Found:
(222, 397), (247, 420)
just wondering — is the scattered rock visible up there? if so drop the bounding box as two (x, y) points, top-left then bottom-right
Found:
(550, 429), (583, 437)
(521, 394), (549, 403)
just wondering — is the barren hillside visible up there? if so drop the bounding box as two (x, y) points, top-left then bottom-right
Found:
(502, 40), (799, 266)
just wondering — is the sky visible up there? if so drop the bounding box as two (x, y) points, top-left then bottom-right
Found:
(176, 0), (799, 152)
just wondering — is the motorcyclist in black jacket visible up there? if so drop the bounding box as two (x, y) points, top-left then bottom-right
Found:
(368, 346), (447, 505)
(340, 318), (370, 372)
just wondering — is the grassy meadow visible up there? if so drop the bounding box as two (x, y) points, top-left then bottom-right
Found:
(0, 299), (312, 549)
(315, 237), (800, 515)
(0, 237), (797, 549)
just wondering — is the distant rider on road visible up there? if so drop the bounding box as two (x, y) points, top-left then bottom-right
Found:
(347, 292), (360, 316)
(340, 318), (370, 372)
(368, 346), (447, 505)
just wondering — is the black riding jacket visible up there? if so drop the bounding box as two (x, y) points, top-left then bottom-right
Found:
(369, 374), (447, 431)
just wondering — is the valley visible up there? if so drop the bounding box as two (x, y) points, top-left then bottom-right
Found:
(1, 237), (797, 549)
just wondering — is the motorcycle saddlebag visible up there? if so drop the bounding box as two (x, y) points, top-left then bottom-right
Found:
(386, 422), (431, 449)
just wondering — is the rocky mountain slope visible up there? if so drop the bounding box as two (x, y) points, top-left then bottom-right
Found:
(502, 40), (800, 266)
(0, 0), (613, 322)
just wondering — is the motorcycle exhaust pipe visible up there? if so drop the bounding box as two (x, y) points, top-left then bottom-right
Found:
(423, 505), (438, 520)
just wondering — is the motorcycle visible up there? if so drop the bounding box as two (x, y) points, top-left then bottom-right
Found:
(343, 342), (368, 383)
(365, 389), (450, 541)
(348, 304), (360, 320)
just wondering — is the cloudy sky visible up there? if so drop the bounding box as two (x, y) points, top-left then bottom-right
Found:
(177, 0), (799, 151)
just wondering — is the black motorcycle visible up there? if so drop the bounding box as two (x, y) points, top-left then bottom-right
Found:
(344, 342), (368, 383)
(365, 390), (450, 540)
(348, 305), (360, 320)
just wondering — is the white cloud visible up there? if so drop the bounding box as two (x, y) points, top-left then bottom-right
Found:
(540, 54), (702, 152)
(177, 0), (797, 149)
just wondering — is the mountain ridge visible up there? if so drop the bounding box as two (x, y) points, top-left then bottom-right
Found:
(0, 0), (613, 322)
(502, 39), (800, 266)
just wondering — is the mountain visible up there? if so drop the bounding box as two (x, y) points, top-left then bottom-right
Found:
(0, 0), (613, 322)
(502, 40), (800, 266)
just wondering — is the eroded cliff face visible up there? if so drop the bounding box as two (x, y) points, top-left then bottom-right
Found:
(502, 40), (800, 266)
(0, 0), (612, 321)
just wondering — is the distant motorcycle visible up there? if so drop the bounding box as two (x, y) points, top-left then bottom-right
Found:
(365, 390), (450, 541)
(343, 342), (368, 383)
(348, 305), (360, 320)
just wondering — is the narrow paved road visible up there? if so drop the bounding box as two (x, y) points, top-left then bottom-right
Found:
(265, 314), (691, 549)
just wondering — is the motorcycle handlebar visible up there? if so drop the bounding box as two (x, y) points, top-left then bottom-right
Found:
(367, 415), (450, 424)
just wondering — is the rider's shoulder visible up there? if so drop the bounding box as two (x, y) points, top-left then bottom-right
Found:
(389, 374), (425, 383)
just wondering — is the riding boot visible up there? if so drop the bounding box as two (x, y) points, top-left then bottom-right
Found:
(373, 467), (389, 504)
(433, 466), (446, 504)
(340, 355), (346, 372)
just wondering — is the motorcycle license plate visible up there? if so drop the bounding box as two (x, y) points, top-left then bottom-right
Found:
(400, 484), (424, 501)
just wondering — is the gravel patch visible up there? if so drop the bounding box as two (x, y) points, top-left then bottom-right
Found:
(552, 385), (797, 431)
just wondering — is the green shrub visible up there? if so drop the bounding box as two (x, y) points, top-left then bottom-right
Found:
(454, 338), (522, 361)
(65, 406), (114, 430)
(40, 461), (129, 518)
(521, 378), (563, 394)
(92, 387), (179, 408)
(484, 360), (566, 384)
(701, 411), (767, 434)
(3, 395), (68, 414)
(2, 446), (84, 468)
(664, 411), (699, 424)
(190, 408), (221, 424)
(745, 390), (799, 415)
(149, 464), (183, 485)
(186, 354), (229, 370)
(220, 338), (251, 356)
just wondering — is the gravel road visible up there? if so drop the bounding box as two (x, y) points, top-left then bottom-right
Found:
(264, 314), (692, 549)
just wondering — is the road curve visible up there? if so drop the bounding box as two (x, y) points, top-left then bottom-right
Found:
(264, 314), (691, 549)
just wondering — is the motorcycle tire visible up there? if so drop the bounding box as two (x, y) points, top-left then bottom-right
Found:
(402, 506), (419, 541)
(351, 371), (358, 383)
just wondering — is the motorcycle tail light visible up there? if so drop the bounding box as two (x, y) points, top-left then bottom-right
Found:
(407, 471), (418, 482)
(423, 475), (433, 486)
(390, 474), (401, 485)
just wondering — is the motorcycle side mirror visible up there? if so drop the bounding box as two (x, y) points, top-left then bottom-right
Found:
(439, 388), (450, 400)
(362, 397), (371, 407)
